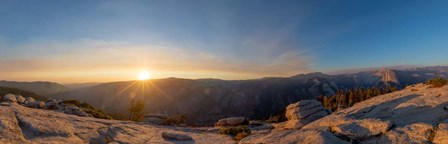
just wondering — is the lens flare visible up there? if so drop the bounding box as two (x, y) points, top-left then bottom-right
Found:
(138, 71), (151, 80)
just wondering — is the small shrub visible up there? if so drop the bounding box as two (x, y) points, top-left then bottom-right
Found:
(162, 115), (186, 125)
(62, 100), (83, 107)
(426, 77), (448, 88)
(219, 126), (251, 136)
(234, 132), (250, 141)
(265, 114), (287, 123)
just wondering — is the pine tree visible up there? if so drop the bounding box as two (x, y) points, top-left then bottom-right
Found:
(129, 99), (146, 121)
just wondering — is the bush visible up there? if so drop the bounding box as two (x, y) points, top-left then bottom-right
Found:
(265, 115), (287, 123)
(219, 126), (251, 141)
(219, 126), (251, 136)
(426, 77), (448, 88)
(162, 115), (186, 125)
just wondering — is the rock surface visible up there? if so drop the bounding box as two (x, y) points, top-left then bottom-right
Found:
(239, 129), (350, 144)
(24, 97), (35, 105)
(162, 132), (193, 141)
(0, 102), (10, 106)
(0, 104), (234, 143)
(143, 114), (168, 124)
(241, 84), (448, 143)
(16, 95), (25, 104)
(215, 117), (248, 127)
(45, 99), (59, 109)
(434, 119), (448, 144)
(330, 119), (392, 140)
(29, 101), (45, 108)
(4, 94), (17, 103)
(284, 100), (328, 129)
(63, 105), (90, 117)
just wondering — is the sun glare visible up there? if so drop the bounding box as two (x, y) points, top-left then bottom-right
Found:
(138, 71), (151, 80)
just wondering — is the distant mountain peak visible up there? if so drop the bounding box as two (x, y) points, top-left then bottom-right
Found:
(290, 72), (329, 79)
(375, 68), (400, 84)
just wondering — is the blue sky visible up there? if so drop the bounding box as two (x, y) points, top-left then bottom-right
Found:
(1, 0), (448, 82)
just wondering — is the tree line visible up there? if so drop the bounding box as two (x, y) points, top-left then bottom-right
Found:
(317, 86), (399, 112)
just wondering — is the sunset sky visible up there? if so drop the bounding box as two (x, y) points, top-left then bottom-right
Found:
(1, 0), (448, 83)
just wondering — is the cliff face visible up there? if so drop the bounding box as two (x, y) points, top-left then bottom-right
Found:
(376, 68), (400, 84)
(240, 84), (448, 143)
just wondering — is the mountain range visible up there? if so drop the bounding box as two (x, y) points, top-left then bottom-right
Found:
(2, 74), (448, 143)
(0, 81), (69, 96)
(2, 66), (448, 126)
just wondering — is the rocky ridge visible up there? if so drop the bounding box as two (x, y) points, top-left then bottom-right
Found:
(0, 103), (234, 143)
(2, 94), (92, 117)
(240, 83), (448, 144)
(2, 83), (448, 143)
(284, 100), (328, 129)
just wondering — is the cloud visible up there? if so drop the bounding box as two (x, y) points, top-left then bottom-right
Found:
(0, 38), (312, 82)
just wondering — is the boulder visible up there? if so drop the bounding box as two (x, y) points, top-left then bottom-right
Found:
(284, 100), (328, 129)
(15, 95), (25, 104)
(143, 114), (168, 124)
(45, 99), (59, 109)
(161, 132), (193, 141)
(24, 97), (35, 105)
(64, 105), (90, 117)
(3, 94), (17, 103)
(434, 119), (448, 144)
(249, 121), (264, 126)
(73, 109), (90, 117)
(216, 119), (227, 126)
(29, 101), (45, 108)
(0, 102), (11, 106)
(215, 117), (248, 127)
(285, 111), (327, 130)
(330, 119), (392, 140)
(227, 117), (247, 126)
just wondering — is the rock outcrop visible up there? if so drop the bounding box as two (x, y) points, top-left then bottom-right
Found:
(434, 119), (448, 143)
(64, 104), (90, 117)
(284, 100), (328, 129)
(241, 84), (448, 143)
(161, 132), (194, 141)
(216, 117), (249, 127)
(16, 95), (25, 104)
(0, 104), (234, 143)
(28, 101), (45, 108)
(143, 114), (168, 124)
(2, 94), (94, 118)
(376, 68), (400, 84)
(0, 102), (10, 106)
(24, 97), (35, 105)
(3, 94), (17, 103)
(45, 99), (59, 109)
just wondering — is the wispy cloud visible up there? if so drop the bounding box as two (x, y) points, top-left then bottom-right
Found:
(0, 38), (312, 82)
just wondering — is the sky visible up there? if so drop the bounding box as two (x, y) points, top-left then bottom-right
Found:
(1, 0), (448, 83)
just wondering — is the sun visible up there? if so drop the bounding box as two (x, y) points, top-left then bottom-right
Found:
(138, 70), (151, 80)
